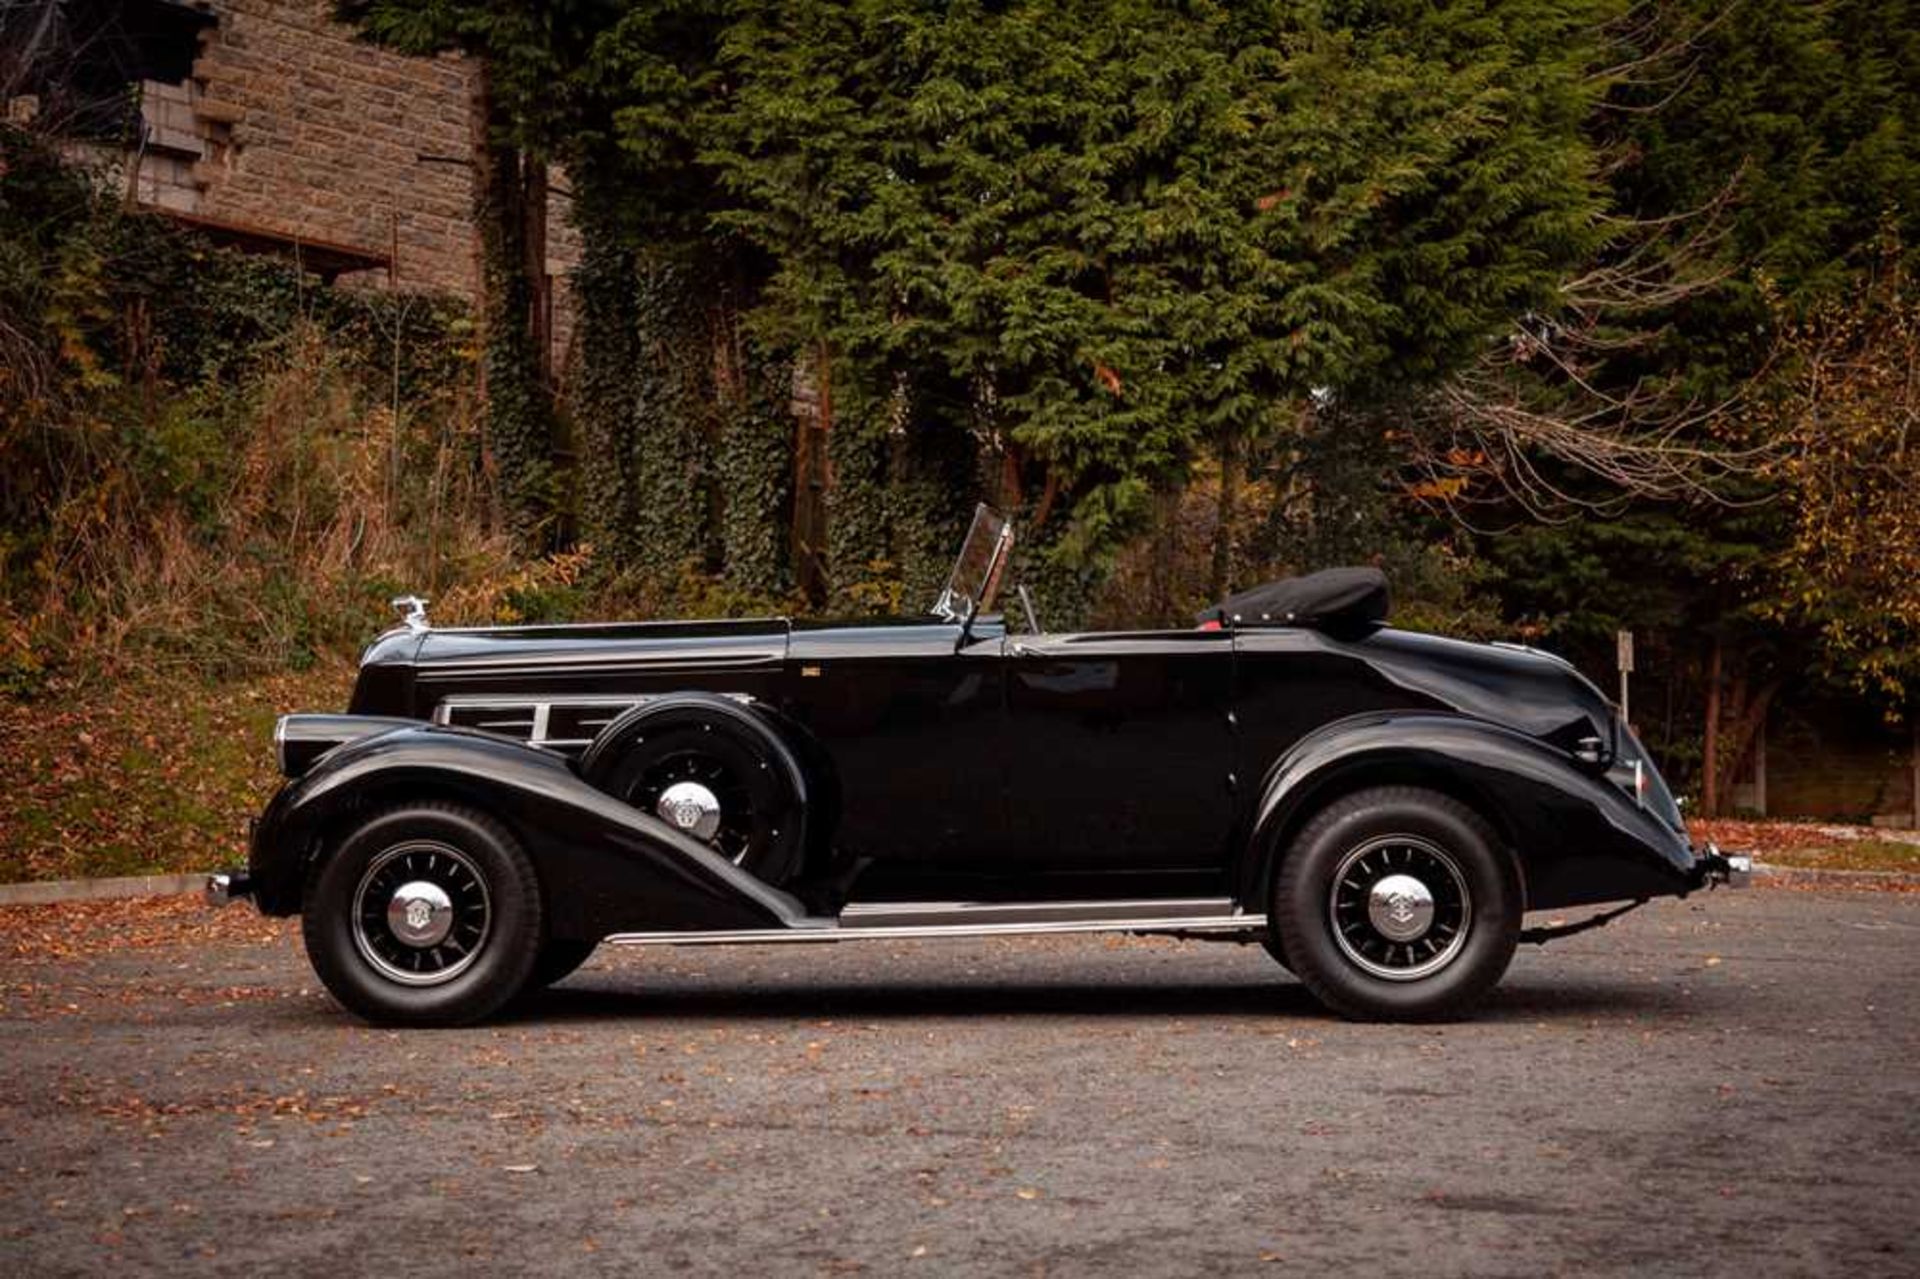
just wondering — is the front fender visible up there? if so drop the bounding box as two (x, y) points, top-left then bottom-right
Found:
(248, 723), (809, 940)
(1242, 713), (1700, 912)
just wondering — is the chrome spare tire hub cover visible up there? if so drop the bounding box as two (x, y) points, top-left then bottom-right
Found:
(1329, 836), (1472, 982)
(352, 841), (491, 987)
(657, 780), (723, 843)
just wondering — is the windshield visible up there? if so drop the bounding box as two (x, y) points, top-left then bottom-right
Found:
(932, 504), (1013, 622)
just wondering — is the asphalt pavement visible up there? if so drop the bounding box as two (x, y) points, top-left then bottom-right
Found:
(1, 887), (1915, 1276)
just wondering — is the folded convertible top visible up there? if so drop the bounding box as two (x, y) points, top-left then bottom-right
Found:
(1197, 567), (1389, 635)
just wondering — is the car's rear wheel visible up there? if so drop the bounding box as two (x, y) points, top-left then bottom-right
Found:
(1272, 786), (1520, 1021)
(302, 803), (541, 1026)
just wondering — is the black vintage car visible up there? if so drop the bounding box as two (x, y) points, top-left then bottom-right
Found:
(210, 506), (1746, 1025)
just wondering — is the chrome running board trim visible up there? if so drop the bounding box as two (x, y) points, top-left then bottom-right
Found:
(838, 897), (1236, 929)
(605, 906), (1258, 948)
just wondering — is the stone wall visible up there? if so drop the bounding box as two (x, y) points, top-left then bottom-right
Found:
(130, 0), (577, 350)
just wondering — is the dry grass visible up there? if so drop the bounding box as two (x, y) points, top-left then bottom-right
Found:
(0, 664), (354, 883)
(2, 322), (596, 689)
(1692, 818), (1920, 876)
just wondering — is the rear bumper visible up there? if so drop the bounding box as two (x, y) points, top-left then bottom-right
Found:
(1691, 843), (1753, 890)
(205, 870), (253, 908)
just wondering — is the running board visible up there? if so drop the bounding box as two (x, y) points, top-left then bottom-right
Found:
(604, 898), (1259, 947)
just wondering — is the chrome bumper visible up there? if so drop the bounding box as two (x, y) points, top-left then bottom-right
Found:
(205, 871), (252, 908)
(1695, 843), (1753, 890)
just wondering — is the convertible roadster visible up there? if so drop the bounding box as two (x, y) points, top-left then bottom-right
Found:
(210, 505), (1746, 1024)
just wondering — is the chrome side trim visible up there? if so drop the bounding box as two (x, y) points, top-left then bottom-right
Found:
(838, 897), (1236, 929)
(431, 691), (758, 749)
(416, 650), (784, 673)
(604, 913), (1259, 948)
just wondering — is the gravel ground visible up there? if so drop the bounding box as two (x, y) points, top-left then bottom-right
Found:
(1, 888), (1915, 1276)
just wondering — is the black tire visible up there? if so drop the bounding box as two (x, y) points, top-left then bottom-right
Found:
(583, 707), (805, 884)
(302, 803), (542, 1027)
(1271, 786), (1520, 1022)
(529, 938), (598, 990)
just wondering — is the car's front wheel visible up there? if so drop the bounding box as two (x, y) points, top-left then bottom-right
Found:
(1272, 786), (1520, 1021)
(302, 803), (542, 1026)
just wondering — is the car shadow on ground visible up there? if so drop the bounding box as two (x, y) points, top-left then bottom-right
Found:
(485, 974), (1687, 1027)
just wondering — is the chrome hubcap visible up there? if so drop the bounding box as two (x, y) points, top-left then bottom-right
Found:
(1367, 873), (1435, 942)
(656, 780), (723, 842)
(352, 842), (491, 987)
(386, 881), (454, 947)
(1329, 836), (1471, 981)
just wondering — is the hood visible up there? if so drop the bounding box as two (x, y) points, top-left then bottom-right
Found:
(348, 617), (791, 717)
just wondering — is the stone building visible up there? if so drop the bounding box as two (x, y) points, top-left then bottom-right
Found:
(12, 0), (576, 357)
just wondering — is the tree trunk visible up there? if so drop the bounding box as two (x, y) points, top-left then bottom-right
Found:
(1702, 638), (1723, 817)
(790, 344), (832, 605)
(1148, 480), (1182, 626)
(1209, 435), (1240, 602)
(468, 58), (554, 549)
(522, 155), (550, 387)
(1720, 677), (1780, 806)
(570, 181), (641, 568)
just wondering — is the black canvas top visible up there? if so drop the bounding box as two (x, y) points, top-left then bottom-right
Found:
(1198, 567), (1389, 635)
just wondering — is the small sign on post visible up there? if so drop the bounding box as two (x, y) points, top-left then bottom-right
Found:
(1616, 629), (1634, 724)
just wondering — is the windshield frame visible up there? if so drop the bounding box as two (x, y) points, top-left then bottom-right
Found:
(931, 504), (1014, 625)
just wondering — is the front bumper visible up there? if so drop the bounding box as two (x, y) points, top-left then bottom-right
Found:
(1693, 843), (1753, 890)
(205, 870), (253, 908)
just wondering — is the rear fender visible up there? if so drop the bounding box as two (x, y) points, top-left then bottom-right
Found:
(248, 723), (809, 940)
(1240, 713), (1698, 912)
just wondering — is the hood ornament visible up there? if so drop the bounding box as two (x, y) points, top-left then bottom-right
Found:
(390, 594), (431, 634)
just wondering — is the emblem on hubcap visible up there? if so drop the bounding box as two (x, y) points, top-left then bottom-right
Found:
(656, 781), (723, 843)
(1367, 873), (1436, 942)
(385, 879), (455, 948)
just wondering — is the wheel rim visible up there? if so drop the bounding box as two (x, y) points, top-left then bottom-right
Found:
(351, 841), (492, 987)
(1327, 835), (1472, 982)
(634, 749), (757, 864)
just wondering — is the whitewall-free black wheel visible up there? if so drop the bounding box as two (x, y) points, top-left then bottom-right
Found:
(302, 803), (542, 1026)
(1272, 786), (1520, 1021)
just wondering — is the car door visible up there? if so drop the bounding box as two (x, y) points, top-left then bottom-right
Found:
(783, 618), (1009, 869)
(1001, 630), (1236, 878)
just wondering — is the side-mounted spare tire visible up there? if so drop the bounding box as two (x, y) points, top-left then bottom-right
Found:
(578, 694), (809, 887)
